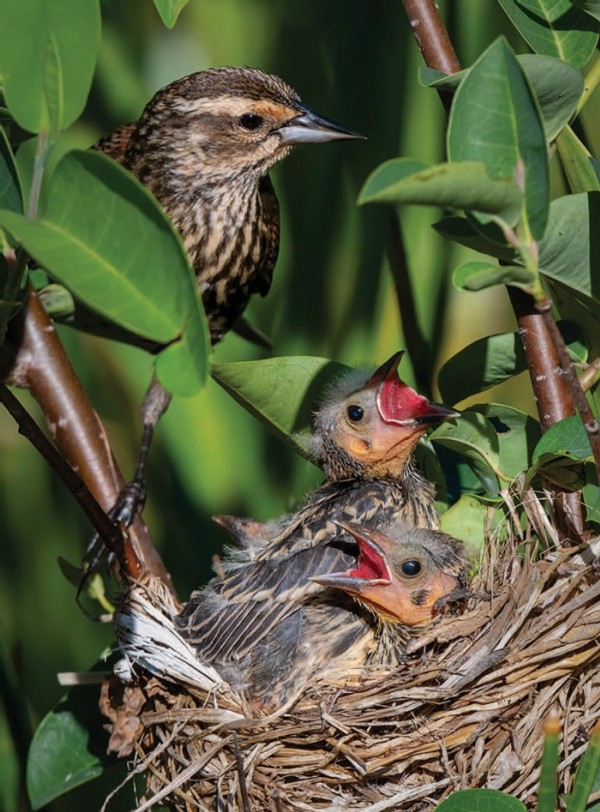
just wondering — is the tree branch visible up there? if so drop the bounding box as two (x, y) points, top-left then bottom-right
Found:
(1, 285), (174, 591)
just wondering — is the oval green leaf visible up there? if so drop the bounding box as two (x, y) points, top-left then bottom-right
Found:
(454, 261), (537, 293)
(0, 0), (101, 135)
(359, 159), (522, 225)
(448, 37), (549, 240)
(437, 788), (527, 812)
(556, 125), (600, 194)
(153, 0), (190, 27)
(499, 0), (599, 68)
(212, 356), (351, 456)
(533, 414), (593, 462)
(439, 493), (491, 552)
(433, 216), (518, 261)
(471, 403), (541, 479)
(0, 150), (210, 394)
(430, 411), (502, 495)
(421, 54), (584, 142)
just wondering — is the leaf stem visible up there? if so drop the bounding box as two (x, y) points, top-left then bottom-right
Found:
(575, 51), (600, 118)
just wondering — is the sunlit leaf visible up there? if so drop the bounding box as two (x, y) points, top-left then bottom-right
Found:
(212, 356), (350, 456)
(471, 403), (541, 479)
(153, 0), (190, 28)
(0, 150), (209, 395)
(556, 125), (600, 193)
(454, 261), (537, 293)
(499, 0), (599, 67)
(421, 54), (584, 142)
(359, 159), (522, 224)
(0, 0), (101, 134)
(437, 787), (527, 812)
(448, 37), (549, 239)
(439, 493), (492, 551)
(565, 720), (600, 812)
(538, 717), (560, 812)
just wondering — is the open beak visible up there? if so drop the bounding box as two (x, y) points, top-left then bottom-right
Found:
(367, 351), (460, 427)
(277, 103), (365, 145)
(310, 521), (393, 593)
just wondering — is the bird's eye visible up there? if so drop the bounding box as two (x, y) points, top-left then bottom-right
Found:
(401, 559), (422, 578)
(347, 404), (364, 422)
(239, 113), (264, 130)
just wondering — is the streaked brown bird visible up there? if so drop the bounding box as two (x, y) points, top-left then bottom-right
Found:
(176, 352), (460, 704)
(97, 66), (362, 343)
(97, 66), (362, 511)
(177, 519), (467, 707)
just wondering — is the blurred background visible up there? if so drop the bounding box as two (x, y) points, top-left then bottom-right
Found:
(0, 0), (598, 808)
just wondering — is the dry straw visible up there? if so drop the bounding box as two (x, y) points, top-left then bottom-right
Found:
(101, 489), (600, 811)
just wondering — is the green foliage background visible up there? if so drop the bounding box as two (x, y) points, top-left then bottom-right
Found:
(0, 0), (598, 809)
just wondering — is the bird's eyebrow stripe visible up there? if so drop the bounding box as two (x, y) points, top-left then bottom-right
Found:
(172, 96), (297, 120)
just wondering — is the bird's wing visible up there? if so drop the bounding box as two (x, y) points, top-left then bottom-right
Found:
(95, 123), (136, 164)
(176, 541), (349, 662)
(252, 174), (280, 296)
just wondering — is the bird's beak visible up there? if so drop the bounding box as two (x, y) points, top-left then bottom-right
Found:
(367, 351), (460, 427)
(311, 521), (393, 593)
(277, 103), (365, 145)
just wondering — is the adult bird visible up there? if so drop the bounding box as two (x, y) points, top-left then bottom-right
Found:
(177, 519), (467, 707)
(176, 351), (460, 702)
(96, 66), (362, 511)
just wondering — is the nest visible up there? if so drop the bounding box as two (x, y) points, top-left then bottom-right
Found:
(101, 491), (600, 812)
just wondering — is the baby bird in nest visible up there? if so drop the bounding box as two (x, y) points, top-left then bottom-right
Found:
(181, 520), (467, 707)
(176, 352), (460, 705)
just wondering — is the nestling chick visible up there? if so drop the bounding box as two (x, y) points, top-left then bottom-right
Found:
(176, 352), (459, 702)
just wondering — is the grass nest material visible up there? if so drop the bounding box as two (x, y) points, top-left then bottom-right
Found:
(101, 490), (600, 811)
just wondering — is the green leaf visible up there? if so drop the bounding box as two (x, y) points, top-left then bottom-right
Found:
(538, 719), (560, 812)
(499, 0), (599, 67)
(0, 129), (22, 216)
(533, 415), (593, 462)
(454, 261), (537, 293)
(439, 493), (491, 552)
(538, 192), (600, 315)
(570, 0), (600, 21)
(437, 788), (527, 812)
(447, 37), (550, 240)
(438, 333), (528, 403)
(27, 679), (115, 808)
(555, 125), (600, 193)
(359, 159), (522, 224)
(421, 54), (584, 142)
(0, 0), (101, 134)
(430, 411), (501, 495)
(153, 0), (190, 27)
(432, 216), (518, 261)
(566, 721), (600, 812)
(0, 150), (209, 395)
(471, 403), (541, 479)
(212, 356), (350, 457)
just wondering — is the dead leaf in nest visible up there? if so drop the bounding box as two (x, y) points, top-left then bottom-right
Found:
(100, 674), (146, 758)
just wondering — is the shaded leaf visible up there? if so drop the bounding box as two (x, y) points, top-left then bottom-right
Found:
(454, 261), (537, 293)
(421, 54), (584, 142)
(430, 412), (501, 495)
(212, 357), (350, 456)
(0, 128), (22, 216)
(437, 787), (527, 812)
(0, 0), (101, 134)
(533, 415), (593, 461)
(27, 674), (115, 808)
(565, 720), (600, 812)
(447, 37), (549, 239)
(153, 0), (189, 27)
(432, 215), (518, 261)
(0, 150), (209, 395)
(538, 718), (560, 812)
(570, 0), (600, 20)
(359, 159), (522, 224)
(499, 0), (599, 67)
(555, 125), (600, 193)
(538, 192), (600, 316)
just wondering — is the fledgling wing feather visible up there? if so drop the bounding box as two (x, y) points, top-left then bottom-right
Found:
(252, 174), (280, 297)
(95, 123), (136, 164)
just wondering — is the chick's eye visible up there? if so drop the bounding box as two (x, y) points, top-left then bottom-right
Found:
(239, 113), (264, 130)
(347, 404), (364, 422)
(401, 559), (422, 578)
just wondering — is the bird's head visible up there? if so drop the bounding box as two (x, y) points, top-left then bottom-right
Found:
(312, 521), (467, 626)
(127, 66), (362, 189)
(311, 352), (459, 481)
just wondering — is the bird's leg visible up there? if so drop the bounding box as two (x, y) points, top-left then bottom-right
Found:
(113, 374), (173, 526)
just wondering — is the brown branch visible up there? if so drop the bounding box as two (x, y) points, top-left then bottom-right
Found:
(400, 0), (586, 538)
(1, 285), (174, 591)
